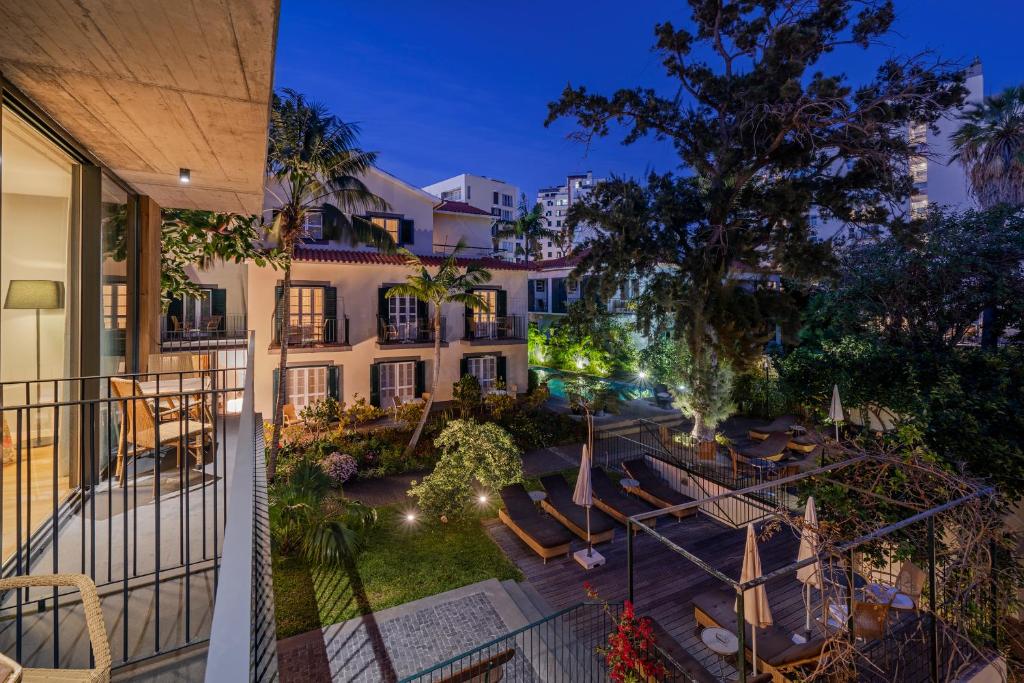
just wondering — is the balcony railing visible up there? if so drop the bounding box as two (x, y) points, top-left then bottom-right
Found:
(377, 316), (446, 345)
(271, 317), (349, 348)
(0, 337), (268, 677)
(162, 314), (248, 346)
(465, 314), (527, 341)
(608, 298), (633, 314)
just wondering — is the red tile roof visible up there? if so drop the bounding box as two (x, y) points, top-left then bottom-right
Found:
(534, 248), (590, 269)
(433, 200), (493, 217)
(293, 246), (535, 271)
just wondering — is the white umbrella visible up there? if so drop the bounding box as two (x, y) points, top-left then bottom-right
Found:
(828, 384), (844, 441)
(573, 444), (594, 557)
(795, 496), (823, 634)
(738, 524), (773, 675)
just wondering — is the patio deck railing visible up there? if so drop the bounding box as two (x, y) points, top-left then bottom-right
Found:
(0, 337), (268, 676)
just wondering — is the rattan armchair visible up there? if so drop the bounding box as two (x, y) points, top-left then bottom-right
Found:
(0, 574), (110, 682)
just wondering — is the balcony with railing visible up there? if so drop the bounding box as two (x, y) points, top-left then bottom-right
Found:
(270, 316), (350, 349)
(464, 314), (527, 343)
(161, 313), (249, 351)
(0, 335), (275, 681)
(377, 316), (446, 345)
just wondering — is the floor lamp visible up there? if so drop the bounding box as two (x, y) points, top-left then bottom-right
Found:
(4, 280), (65, 445)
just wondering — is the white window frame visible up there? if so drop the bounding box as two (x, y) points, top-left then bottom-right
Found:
(380, 361), (416, 405)
(468, 355), (498, 392)
(371, 215), (401, 244)
(289, 286), (324, 337)
(303, 213), (323, 240)
(388, 295), (418, 341)
(534, 280), (546, 293)
(104, 282), (127, 330)
(288, 365), (328, 411)
(473, 289), (498, 338)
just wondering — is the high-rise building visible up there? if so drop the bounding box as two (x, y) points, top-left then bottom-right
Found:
(535, 171), (604, 259)
(423, 173), (521, 260)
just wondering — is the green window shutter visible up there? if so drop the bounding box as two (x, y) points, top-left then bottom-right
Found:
(274, 285), (284, 342)
(464, 303), (473, 338)
(496, 289), (507, 318)
(211, 289), (227, 330)
(167, 296), (183, 330)
(497, 356), (507, 384)
(415, 361), (426, 396)
(370, 363), (381, 407)
(416, 299), (428, 327)
(527, 280), (536, 312)
(460, 357), (469, 378)
(399, 219), (415, 246)
(327, 366), (341, 400)
(324, 286), (338, 343)
(378, 287), (389, 325)
(272, 368), (281, 417)
(322, 206), (340, 240)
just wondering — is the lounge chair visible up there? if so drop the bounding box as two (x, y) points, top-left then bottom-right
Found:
(498, 484), (572, 562)
(590, 468), (657, 529)
(648, 617), (720, 683)
(621, 459), (696, 520)
(729, 432), (791, 476)
(748, 415), (801, 441)
(653, 383), (673, 409)
(693, 586), (826, 681)
(539, 474), (616, 544)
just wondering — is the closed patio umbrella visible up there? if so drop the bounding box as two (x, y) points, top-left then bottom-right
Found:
(796, 496), (823, 634)
(828, 384), (844, 441)
(573, 444), (594, 557)
(738, 523), (773, 675)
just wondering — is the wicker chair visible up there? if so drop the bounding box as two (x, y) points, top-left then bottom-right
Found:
(0, 652), (21, 683)
(0, 574), (111, 682)
(110, 378), (212, 494)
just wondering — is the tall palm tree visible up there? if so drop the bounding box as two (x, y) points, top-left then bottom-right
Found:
(494, 194), (555, 264)
(952, 84), (1024, 348)
(386, 240), (492, 456)
(952, 85), (1024, 209)
(265, 89), (393, 480)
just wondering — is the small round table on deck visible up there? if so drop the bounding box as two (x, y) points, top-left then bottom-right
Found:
(527, 490), (547, 505)
(701, 627), (739, 656)
(619, 477), (640, 492)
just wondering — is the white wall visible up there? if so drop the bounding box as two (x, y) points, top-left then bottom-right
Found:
(433, 212), (494, 254)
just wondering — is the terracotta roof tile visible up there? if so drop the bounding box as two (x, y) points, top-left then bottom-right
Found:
(433, 200), (493, 216)
(293, 247), (534, 271)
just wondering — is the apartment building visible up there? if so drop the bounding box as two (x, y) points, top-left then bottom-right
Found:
(535, 171), (604, 258)
(422, 173), (521, 260)
(813, 61), (985, 240)
(251, 167), (530, 417)
(527, 250), (641, 325)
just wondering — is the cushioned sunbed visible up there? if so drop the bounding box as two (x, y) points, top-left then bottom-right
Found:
(539, 474), (616, 544)
(748, 414), (802, 440)
(590, 467), (657, 528)
(498, 484), (572, 562)
(621, 459), (696, 519)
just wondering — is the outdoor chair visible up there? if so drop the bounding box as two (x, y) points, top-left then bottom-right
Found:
(205, 315), (222, 332)
(282, 403), (301, 427)
(111, 377), (213, 495)
(498, 484), (572, 562)
(866, 561), (926, 610)
(590, 467), (657, 529)
(0, 652), (20, 683)
(648, 617), (719, 683)
(826, 597), (894, 641)
(0, 573), (111, 682)
(169, 315), (183, 333)
(729, 432), (791, 477)
(748, 415), (802, 441)
(621, 459), (696, 520)
(539, 474), (616, 543)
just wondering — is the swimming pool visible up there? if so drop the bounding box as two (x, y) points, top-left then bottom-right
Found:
(532, 366), (652, 400)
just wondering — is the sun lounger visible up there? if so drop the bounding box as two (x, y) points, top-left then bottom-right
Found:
(729, 431), (792, 475)
(539, 474), (616, 544)
(498, 484), (572, 562)
(621, 459), (696, 520)
(693, 586), (826, 681)
(647, 617), (720, 683)
(748, 415), (801, 441)
(590, 468), (657, 529)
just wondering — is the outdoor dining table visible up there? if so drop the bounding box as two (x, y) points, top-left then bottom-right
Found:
(137, 376), (210, 396)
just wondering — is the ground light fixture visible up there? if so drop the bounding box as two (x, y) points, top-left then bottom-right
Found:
(478, 494), (488, 505)
(179, 167), (191, 184)
(404, 512), (417, 524)
(637, 370), (648, 380)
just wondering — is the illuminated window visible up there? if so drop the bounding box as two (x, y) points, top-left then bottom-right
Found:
(303, 213), (323, 240)
(103, 283), (127, 330)
(371, 215), (401, 243)
(468, 355), (498, 392)
(289, 286), (324, 334)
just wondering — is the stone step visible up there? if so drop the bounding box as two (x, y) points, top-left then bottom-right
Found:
(519, 582), (554, 618)
(500, 580), (543, 623)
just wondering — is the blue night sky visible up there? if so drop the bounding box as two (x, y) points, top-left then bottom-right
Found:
(275, 0), (1023, 200)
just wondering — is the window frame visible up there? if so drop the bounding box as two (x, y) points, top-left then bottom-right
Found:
(379, 360), (416, 405)
(287, 365), (328, 411)
(468, 355), (498, 392)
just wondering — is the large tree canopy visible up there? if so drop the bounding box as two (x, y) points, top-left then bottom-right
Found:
(546, 0), (965, 437)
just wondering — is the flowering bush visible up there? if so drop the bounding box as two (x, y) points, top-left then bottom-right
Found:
(320, 452), (357, 487)
(585, 583), (666, 683)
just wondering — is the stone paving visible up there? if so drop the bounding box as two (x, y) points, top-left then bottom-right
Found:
(321, 581), (537, 682)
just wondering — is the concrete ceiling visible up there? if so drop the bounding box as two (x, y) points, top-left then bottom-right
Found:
(0, 0), (279, 214)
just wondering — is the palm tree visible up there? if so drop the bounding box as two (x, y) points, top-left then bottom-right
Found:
(387, 240), (492, 456)
(952, 85), (1024, 209)
(494, 194), (554, 264)
(265, 89), (393, 480)
(952, 84), (1024, 348)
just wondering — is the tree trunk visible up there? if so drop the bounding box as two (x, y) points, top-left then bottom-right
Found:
(403, 303), (440, 458)
(690, 410), (707, 441)
(268, 265), (292, 483)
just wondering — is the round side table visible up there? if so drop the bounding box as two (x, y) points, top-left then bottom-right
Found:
(701, 627), (739, 656)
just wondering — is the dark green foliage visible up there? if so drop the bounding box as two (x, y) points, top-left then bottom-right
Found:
(528, 368), (540, 394)
(452, 374), (483, 418)
(534, 301), (639, 377)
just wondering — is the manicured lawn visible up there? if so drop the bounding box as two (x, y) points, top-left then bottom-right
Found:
(272, 504), (522, 637)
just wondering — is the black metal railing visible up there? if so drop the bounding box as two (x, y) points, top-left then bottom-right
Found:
(377, 316), (446, 344)
(271, 317), (349, 347)
(0, 342), (253, 672)
(162, 313), (248, 344)
(465, 314), (527, 341)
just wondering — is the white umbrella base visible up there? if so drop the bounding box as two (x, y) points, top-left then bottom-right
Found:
(573, 548), (606, 569)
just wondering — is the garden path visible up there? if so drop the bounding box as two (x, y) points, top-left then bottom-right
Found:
(342, 471), (426, 506)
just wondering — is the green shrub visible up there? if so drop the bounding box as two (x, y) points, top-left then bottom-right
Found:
(453, 374), (483, 418)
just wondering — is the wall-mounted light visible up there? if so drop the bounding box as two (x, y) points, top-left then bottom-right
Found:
(179, 168), (191, 184)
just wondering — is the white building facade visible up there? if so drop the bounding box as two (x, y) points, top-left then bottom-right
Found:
(535, 171), (604, 259)
(249, 167), (531, 417)
(423, 173), (521, 261)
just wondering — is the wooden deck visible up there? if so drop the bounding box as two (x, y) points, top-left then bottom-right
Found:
(489, 511), (812, 682)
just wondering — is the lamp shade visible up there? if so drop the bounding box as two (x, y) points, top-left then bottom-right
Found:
(4, 280), (64, 310)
